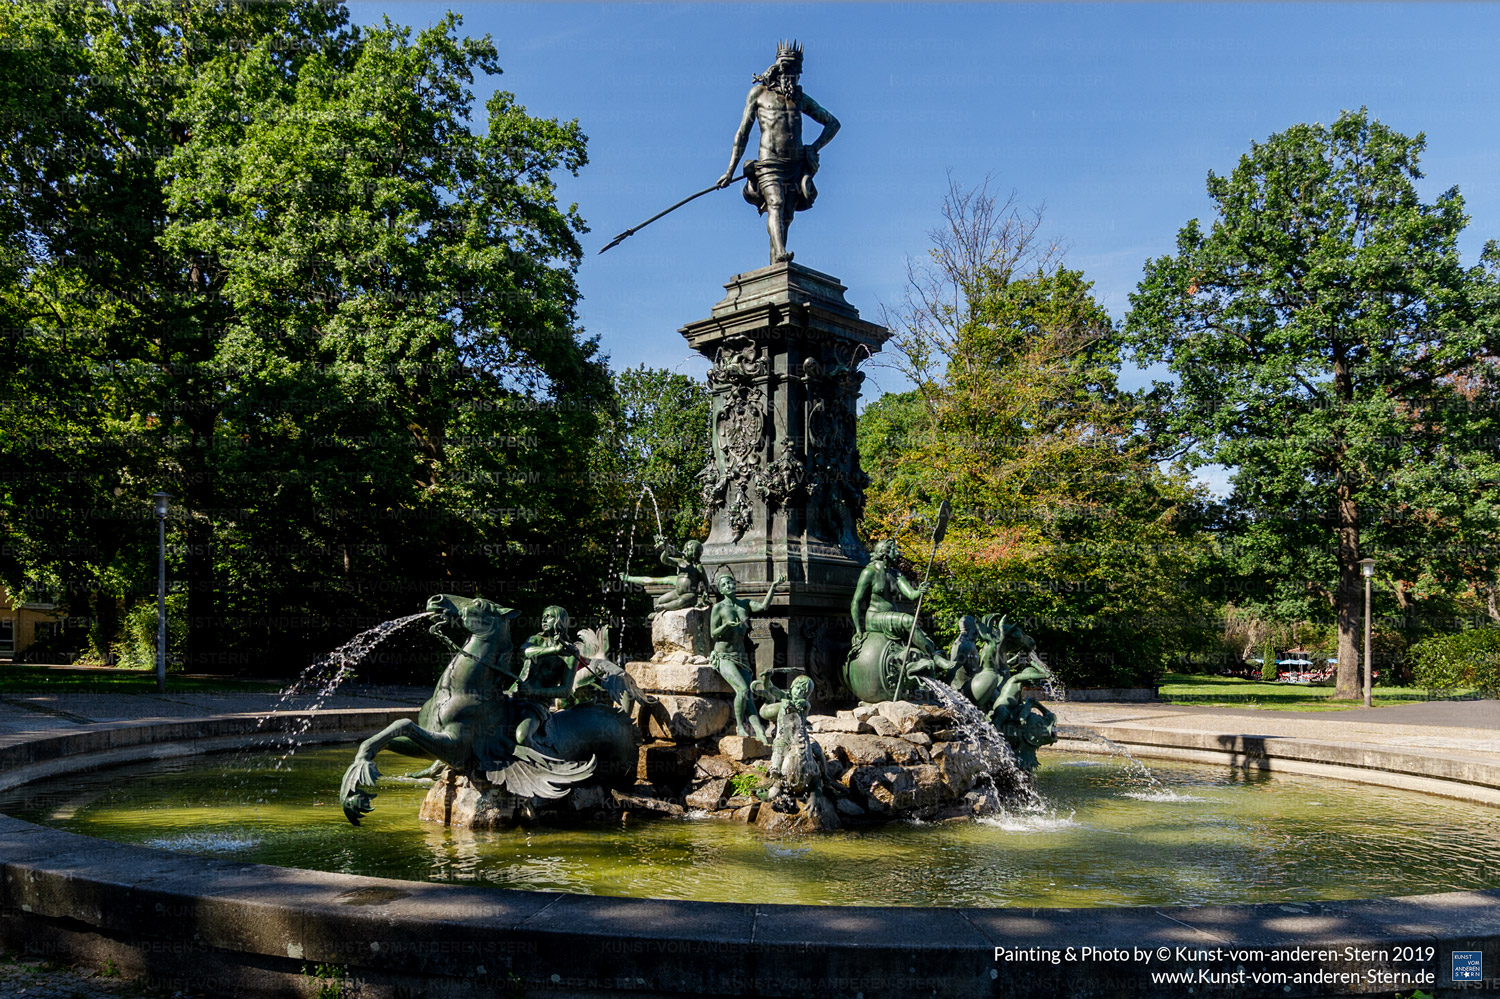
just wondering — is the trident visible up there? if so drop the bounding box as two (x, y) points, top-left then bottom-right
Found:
(598, 168), (750, 254)
(893, 497), (951, 701)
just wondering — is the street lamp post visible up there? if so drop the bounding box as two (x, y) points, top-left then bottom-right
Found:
(1358, 557), (1376, 708)
(153, 492), (171, 693)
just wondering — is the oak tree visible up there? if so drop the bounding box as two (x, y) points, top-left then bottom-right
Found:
(1124, 110), (1500, 697)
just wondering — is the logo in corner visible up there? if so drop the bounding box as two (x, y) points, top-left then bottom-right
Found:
(1452, 950), (1482, 983)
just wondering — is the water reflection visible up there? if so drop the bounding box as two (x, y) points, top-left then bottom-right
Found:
(3, 747), (1496, 908)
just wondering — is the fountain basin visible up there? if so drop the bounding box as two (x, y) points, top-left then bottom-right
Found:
(0, 709), (1496, 998)
(13, 746), (1500, 909)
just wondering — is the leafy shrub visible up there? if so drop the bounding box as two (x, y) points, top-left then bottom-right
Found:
(109, 600), (186, 672)
(304, 963), (352, 999)
(728, 768), (765, 797)
(1409, 628), (1500, 696)
(1260, 642), (1278, 682)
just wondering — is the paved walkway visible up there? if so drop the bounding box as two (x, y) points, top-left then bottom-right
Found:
(0, 684), (429, 745)
(0, 682), (1493, 760)
(1054, 698), (1500, 762)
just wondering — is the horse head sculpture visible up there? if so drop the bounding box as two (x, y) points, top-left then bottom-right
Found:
(339, 593), (598, 826)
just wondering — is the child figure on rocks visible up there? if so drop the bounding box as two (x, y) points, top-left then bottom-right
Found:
(619, 535), (710, 619)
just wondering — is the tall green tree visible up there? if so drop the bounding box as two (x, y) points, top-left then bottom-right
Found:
(1125, 109), (1500, 697)
(591, 366), (711, 545)
(866, 181), (1218, 686)
(0, 2), (609, 668)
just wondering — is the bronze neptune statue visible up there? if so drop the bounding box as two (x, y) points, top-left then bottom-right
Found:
(717, 40), (840, 264)
(598, 41), (839, 258)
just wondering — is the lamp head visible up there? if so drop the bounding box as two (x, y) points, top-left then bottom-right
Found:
(153, 491), (172, 518)
(1358, 557), (1376, 579)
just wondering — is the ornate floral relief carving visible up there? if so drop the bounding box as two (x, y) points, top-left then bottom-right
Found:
(763, 435), (804, 509)
(705, 340), (771, 540)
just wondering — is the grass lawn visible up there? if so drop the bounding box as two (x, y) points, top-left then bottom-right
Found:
(0, 664), (281, 695)
(1155, 672), (1460, 711)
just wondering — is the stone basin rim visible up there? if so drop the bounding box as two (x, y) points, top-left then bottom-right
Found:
(0, 708), (1496, 999)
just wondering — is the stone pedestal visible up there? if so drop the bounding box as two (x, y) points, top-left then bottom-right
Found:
(680, 262), (889, 699)
(650, 606), (711, 658)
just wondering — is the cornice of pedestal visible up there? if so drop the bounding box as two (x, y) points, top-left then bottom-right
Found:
(678, 261), (890, 355)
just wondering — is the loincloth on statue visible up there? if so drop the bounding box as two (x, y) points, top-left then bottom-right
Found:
(742, 157), (816, 214)
(710, 647), (752, 679)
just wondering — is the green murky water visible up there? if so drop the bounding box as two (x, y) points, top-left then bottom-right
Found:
(3, 747), (1497, 908)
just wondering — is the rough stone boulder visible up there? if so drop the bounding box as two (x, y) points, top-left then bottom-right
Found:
(718, 734), (770, 761)
(876, 700), (950, 734)
(811, 732), (928, 767)
(419, 773), (522, 829)
(684, 777), (729, 811)
(627, 661), (731, 696)
(754, 791), (840, 833)
(930, 740), (988, 789)
(651, 606), (711, 659)
(612, 788), (686, 818)
(644, 694), (731, 740)
(807, 711), (870, 734)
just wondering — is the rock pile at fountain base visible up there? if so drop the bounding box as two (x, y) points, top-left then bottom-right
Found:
(410, 609), (1031, 832)
(416, 700), (1028, 831)
(679, 701), (1027, 831)
(417, 771), (618, 828)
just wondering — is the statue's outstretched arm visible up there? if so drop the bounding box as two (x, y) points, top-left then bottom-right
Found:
(718, 86), (761, 187)
(749, 573), (787, 613)
(896, 572), (927, 601)
(518, 646), (578, 699)
(522, 639), (564, 662)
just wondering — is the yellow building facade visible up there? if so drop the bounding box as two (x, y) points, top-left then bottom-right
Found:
(0, 586), (70, 661)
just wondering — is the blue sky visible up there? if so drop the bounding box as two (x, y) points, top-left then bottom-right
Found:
(348, 1), (1500, 415)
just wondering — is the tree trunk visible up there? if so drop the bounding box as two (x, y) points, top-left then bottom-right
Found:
(1330, 345), (1362, 700)
(1334, 481), (1362, 699)
(92, 592), (119, 663)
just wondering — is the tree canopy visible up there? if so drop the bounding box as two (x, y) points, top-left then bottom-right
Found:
(0, 2), (610, 669)
(591, 365), (711, 544)
(1124, 109), (1500, 696)
(863, 181), (1218, 687)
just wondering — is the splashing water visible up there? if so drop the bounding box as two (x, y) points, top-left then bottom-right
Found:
(917, 677), (1010, 768)
(603, 483), (666, 662)
(145, 832), (261, 854)
(1121, 788), (1204, 803)
(1029, 650), (1068, 701)
(255, 611), (435, 766)
(977, 810), (1081, 833)
(917, 676), (1041, 811)
(1083, 730), (1167, 796)
(636, 482), (664, 537)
